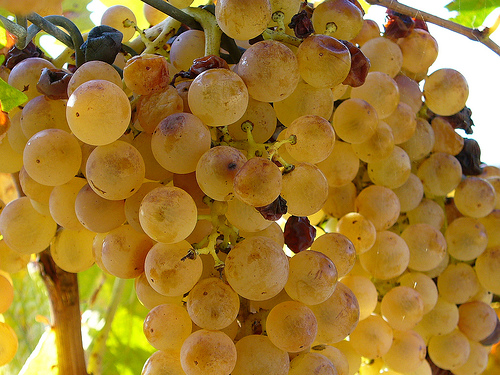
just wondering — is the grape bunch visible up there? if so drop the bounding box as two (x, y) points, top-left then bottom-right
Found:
(0, 0), (499, 374)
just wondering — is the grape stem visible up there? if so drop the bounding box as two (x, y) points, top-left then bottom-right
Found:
(365, 0), (500, 57)
(140, 0), (200, 29)
(183, 7), (223, 57)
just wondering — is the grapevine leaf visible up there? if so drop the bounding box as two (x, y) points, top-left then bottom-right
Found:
(62, 0), (95, 32)
(0, 77), (28, 112)
(446, 0), (500, 28)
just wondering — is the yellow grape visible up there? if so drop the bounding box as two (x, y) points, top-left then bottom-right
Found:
(398, 272), (438, 314)
(141, 349), (185, 375)
(0, 322), (18, 366)
(424, 68), (469, 116)
(349, 314), (393, 359)
(381, 286), (424, 331)
(474, 245), (500, 294)
(316, 141), (360, 188)
(355, 185), (400, 231)
(391, 173), (424, 213)
(130, 132), (173, 182)
(8, 57), (55, 103)
(310, 344), (350, 375)
(19, 166), (54, 204)
(137, 85), (184, 134)
(101, 5), (137, 42)
(312, 0), (364, 40)
(0, 274), (14, 314)
(414, 297), (459, 339)
(431, 116), (464, 155)
(170, 30), (205, 71)
(227, 97), (277, 143)
(215, 0), (272, 40)
(0, 239), (30, 274)
(310, 232), (356, 278)
(67, 60), (122, 97)
(453, 176), (496, 218)
(332, 98), (378, 144)
(394, 74), (423, 114)
(450, 339), (489, 375)
(135, 273), (183, 310)
(288, 352), (337, 375)
(20, 96), (70, 139)
(428, 329), (470, 370)
(225, 196), (273, 232)
(402, 223), (447, 272)
(399, 117), (435, 161)
(322, 182), (357, 219)
(367, 145), (411, 189)
(49, 177), (87, 230)
(340, 275), (378, 320)
(407, 198), (445, 230)
(123, 54), (170, 96)
(382, 330), (427, 373)
(437, 262), (480, 305)
(351, 121), (395, 163)
(384, 102), (417, 144)
(417, 152), (462, 197)
(50, 228), (95, 273)
(361, 37), (403, 78)
(457, 301), (497, 342)
(398, 29), (439, 75)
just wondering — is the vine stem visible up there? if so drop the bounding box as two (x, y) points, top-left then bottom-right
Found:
(365, 0), (500, 57)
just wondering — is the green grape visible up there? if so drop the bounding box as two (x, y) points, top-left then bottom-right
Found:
(20, 96), (70, 139)
(170, 30), (205, 71)
(394, 74), (423, 114)
(50, 228), (95, 273)
(453, 176), (496, 218)
(180, 329), (237, 375)
(474, 245), (500, 294)
(266, 300), (318, 353)
(236, 40), (300, 102)
(135, 273), (183, 311)
(273, 79), (334, 128)
(407, 198), (445, 230)
(66, 80), (131, 146)
(398, 29), (439, 76)
(187, 277), (240, 330)
(0, 239), (30, 274)
(349, 314), (393, 359)
(215, 0), (271, 40)
(67, 60), (123, 97)
(281, 162), (329, 217)
(402, 223), (447, 272)
(144, 241), (202, 297)
(428, 329), (470, 370)
(359, 231), (410, 280)
(0, 196), (57, 255)
(384, 102), (417, 144)
(8, 57), (55, 103)
(130, 132), (173, 182)
(424, 68), (469, 116)
(101, 224), (155, 279)
(75, 184), (126, 233)
(437, 262), (481, 305)
(151, 113), (210, 174)
(285, 250), (338, 305)
(0, 322), (18, 366)
(19, 166), (54, 204)
(416, 152), (462, 197)
(382, 330), (427, 373)
(355, 185), (400, 231)
(310, 232), (356, 278)
(391, 173), (424, 213)
(451, 339), (489, 375)
(188, 68), (249, 127)
(233, 157), (282, 207)
(141, 349), (185, 375)
(232, 335), (290, 375)
(381, 286), (424, 331)
(143, 303), (192, 351)
(361, 37), (403, 78)
(123, 53), (170, 95)
(23, 129), (82, 187)
(288, 352), (337, 375)
(312, 0), (364, 40)
(399, 117), (435, 161)
(0, 134), (24, 173)
(0, 273), (14, 314)
(367, 146), (411, 189)
(100, 5), (137, 42)
(351, 121), (395, 163)
(398, 272), (438, 314)
(139, 186), (197, 244)
(332, 98), (378, 144)
(316, 141), (359, 188)
(297, 34), (351, 89)
(284, 115), (335, 164)
(195, 146), (247, 201)
(458, 301), (497, 342)
(415, 297), (459, 339)
(224, 236), (289, 301)
(225, 196), (273, 232)
(340, 276), (378, 320)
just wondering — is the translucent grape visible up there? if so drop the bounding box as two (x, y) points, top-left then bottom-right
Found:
(399, 117), (435, 161)
(130, 132), (173, 182)
(394, 74), (423, 114)
(415, 297), (459, 339)
(19, 166), (53, 204)
(361, 37), (403, 78)
(316, 141), (360, 188)
(288, 352), (337, 375)
(407, 198), (445, 230)
(416, 152), (462, 197)
(101, 5), (136, 41)
(428, 329), (470, 370)
(225, 197), (273, 232)
(227, 97), (277, 143)
(453, 176), (496, 218)
(0, 274), (14, 314)
(215, 0), (272, 40)
(137, 86), (184, 134)
(123, 53), (170, 95)
(50, 228), (95, 273)
(340, 275), (378, 320)
(0, 239), (30, 274)
(381, 286), (424, 331)
(332, 98), (378, 144)
(398, 272), (438, 314)
(322, 183), (357, 219)
(382, 330), (427, 373)
(398, 29), (439, 75)
(458, 301), (497, 342)
(67, 60), (122, 97)
(351, 19), (381, 47)
(8, 57), (55, 103)
(141, 349), (185, 375)
(0, 322), (18, 366)
(367, 146), (411, 189)
(474, 245), (500, 294)
(20, 96), (70, 139)
(437, 262), (480, 304)
(384, 102), (417, 144)
(402, 223), (447, 271)
(312, 0), (364, 40)
(351, 121), (395, 163)
(431, 116), (464, 155)
(391, 173), (424, 213)
(450, 339), (489, 375)
(135, 273), (183, 310)
(310, 232), (356, 278)
(355, 185), (400, 231)
(170, 30), (205, 71)
(424, 68), (468, 116)
(349, 314), (393, 359)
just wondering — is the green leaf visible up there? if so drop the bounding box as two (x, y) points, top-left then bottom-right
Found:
(0, 78), (28, 112)
(62, 0), (95, 33)
(446, 0), (500, 28)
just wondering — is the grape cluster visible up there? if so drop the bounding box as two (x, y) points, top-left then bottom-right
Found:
(0, 0), (499, 374)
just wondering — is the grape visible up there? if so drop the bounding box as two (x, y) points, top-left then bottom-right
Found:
(273, 80), (334, 127)
(424, 68), (469, 116)
(457, 301), (497, 342)
(416, 152), (462, 197)
(474, 245), (500, 294)
(392, 173), (424, 213)
(0, 273), (14, 314)
(123, 54), (170, 95)
(20, 96), (70, 139)
(151, 112), (211, 175)
(136, 85), (184, 134)
(233, 157), (282, 208)
(398, 29), (439, 75)
(0, 239), (30, 274)
(407, 198), (445, 230)
(215, 0), (272, 40)
(195, 146), (247, 201)
(130, 132), (173, 182)
(141, 349), (185, 375)
(399, 117), (435, 161)
(266, 300), (318, 352)
(350, 72), (400, 119)
(310, 344), (350, 375)
(359, 231), (410, 280)
(224, 236), (289, 301)
(188, 68), (249, 127)
(75, 184), (126, 233)
(414, 297), (459, 339)
(367, 146), (411, 189)
(382, 330), (427, 373)
(0, 136), (24, 173)
(437, 262), (480, 304)
(351, 19), (381, 47)
(143, 303), (192, 351)
(170, 30), (205, 71)
(316, 141), (360, 188)
(67, 60), (123, 97)
(280, 162), (329, 217)
(19, 166), (53, 204)
(48, 177), (86, 230)
(451, 340), (489, 375)
(227, 97), (277, 143)
(479, 210), (500, 247)
(225, 196), (273, 232)
(381, 286), (424, 331)
(101, 5), (136, 42)
(236, 40), (300, 102)
(0, 322), (18, 366)
(355, 185), (400, 231)
(173, 172), (209, 214)
(351, 121), (395, 163)
(50, 228), (95, 273)
(401, 223), (447, 271)
(349, 314), (393, 359)
(232, 335), (290, 375)
(66, 80), (131, 146)
(296, 34), (351, 89)
(186, 277), (240, 330)
(135, 273), (183, 311)
(398, 272), (438, 314)
(239, 222), (284, 248)
(332, 98), (378, 144)
(0, 196), (57, 255)
(384, 102), (417, 144)
(145, 241), (202, 297)
(180, 329), (237, 375)
(340, 276), (378, 320)
(310, 232), (356, 278)
(288, 352), (337, 375)
(309, 282), (359, 344)
(312, 0), (364, 40)
(322, 182), (357, 219)
(8, 57), (55, 103)
(394, 74), (423, 114)
(139, 186), (197, 244)
(428, 329), (470, 370)
(285, 250), (338, 305)
(7, 111), (27, 154)
(361, 37), (403, 78)
(431, 116), (464, 155)
(332, 340), (361, 375)
(453, 176), (496, 218)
